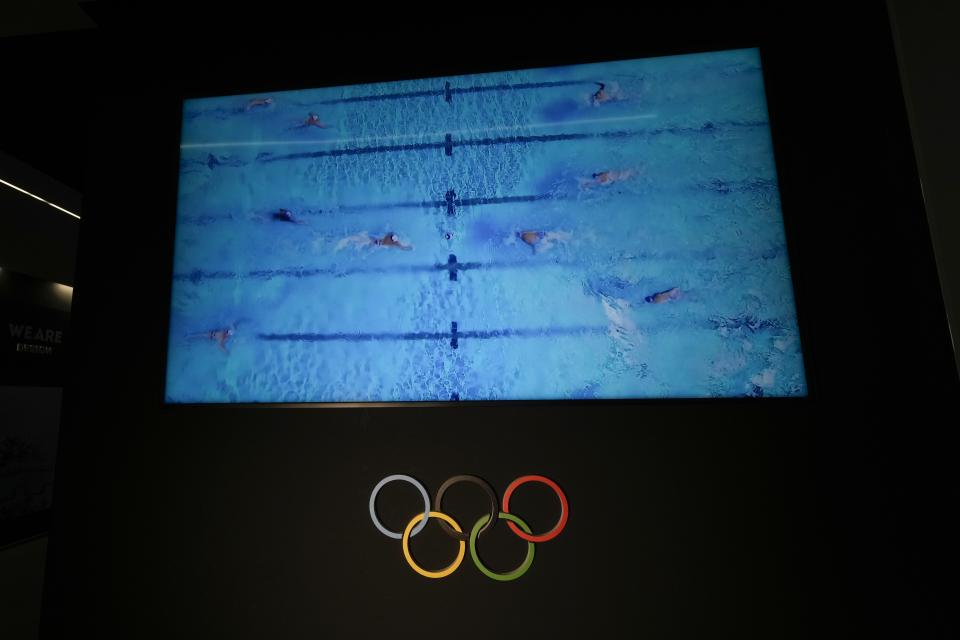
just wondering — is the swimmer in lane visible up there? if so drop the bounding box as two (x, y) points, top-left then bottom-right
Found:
(271, 208), (307, 224)
(579, 168), (637, 189)
(300, 112), (331, 129)
(245, 97), (273, 110)
(210, 328), (233, 351)
(336, 232), (413, 251)
(186, 328), (234, 351)
(516, 230), (572, 254)
(644, 287), (680, 304)
(373, 232), (412, 250)
(591, 81), (623, 106)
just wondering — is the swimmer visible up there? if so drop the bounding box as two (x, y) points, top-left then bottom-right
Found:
(517, 230), (544, 253)
(301, 113), (331, 129)
(644, 287), (680, 304)
(209, 328), (233, 351)
(245, 97), (273, 110)
(186, 328), (234, 351)
(271, 208), (306, 224)
(516, 230), (572, 254)
(578, 168), (636, 189)
(592, 82), (609, 105)
(591, 81), (622, 106)
(373, 232), (412, 250)
(336, 232), (412, 251)
(181, 154), (243, 171)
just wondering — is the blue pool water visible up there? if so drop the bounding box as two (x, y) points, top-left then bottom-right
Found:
(166, 48), (807, 403)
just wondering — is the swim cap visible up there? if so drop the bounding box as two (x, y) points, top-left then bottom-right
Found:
(391, 234), (398, 242)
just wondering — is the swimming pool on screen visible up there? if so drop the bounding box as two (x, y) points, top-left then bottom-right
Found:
(165, 47), (807, 403)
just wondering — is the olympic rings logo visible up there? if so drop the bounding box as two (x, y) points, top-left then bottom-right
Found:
(369, 474), (569, 581)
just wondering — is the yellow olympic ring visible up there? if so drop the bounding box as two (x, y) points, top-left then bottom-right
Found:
(401, 511), (466, 579)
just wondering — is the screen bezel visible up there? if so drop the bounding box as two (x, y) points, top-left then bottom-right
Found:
(159, 42), (818, 408)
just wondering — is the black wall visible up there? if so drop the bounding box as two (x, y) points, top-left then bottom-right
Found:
(41, 6), (958, 638)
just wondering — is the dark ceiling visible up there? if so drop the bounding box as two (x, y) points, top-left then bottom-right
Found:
(0, 2), (98, 190)
(0, 29), (97, 193)
(0, 1), (96, 38)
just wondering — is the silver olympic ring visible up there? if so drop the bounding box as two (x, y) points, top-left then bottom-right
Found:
(368, 474), (431, 539)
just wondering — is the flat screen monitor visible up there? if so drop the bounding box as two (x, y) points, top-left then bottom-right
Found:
(165, 47), (807, 403)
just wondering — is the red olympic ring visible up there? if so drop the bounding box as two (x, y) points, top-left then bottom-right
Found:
(502, 475), (569, 543)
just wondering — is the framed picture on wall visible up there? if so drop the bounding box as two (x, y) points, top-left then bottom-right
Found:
(0, 270), (70, 547)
